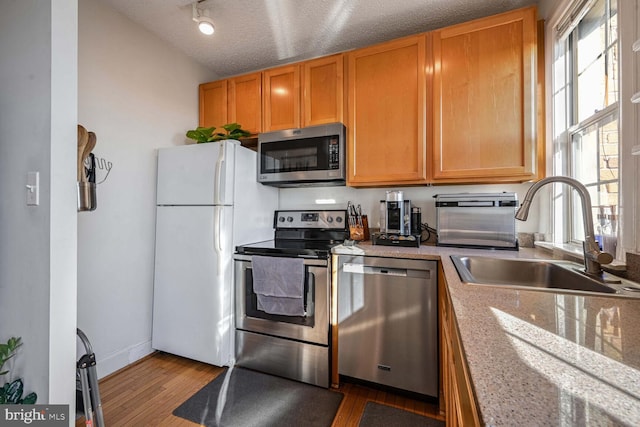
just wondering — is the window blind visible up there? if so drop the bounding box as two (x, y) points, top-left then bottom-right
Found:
(555, 0), (598, 39)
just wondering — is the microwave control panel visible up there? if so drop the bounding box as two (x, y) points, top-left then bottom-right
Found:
(329, 138), (340, 169)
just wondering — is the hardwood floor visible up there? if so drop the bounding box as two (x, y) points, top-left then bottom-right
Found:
(76, 352), (443, 426)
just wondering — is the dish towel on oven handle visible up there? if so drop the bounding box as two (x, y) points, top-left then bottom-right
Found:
(251, 255), (305, 316)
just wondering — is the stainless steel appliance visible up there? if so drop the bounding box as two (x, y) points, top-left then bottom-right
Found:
(372, 191), (420, 247)
(385, 190), (411, 235)
(257, 123), (346, 187)
(411, 206), (422, 235)
(234, 209), (349, 388)
(336, 256), (438, 397)
(435, 192), (518, 249)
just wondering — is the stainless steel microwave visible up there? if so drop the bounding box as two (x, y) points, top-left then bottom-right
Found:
(257, 123), (346, 187)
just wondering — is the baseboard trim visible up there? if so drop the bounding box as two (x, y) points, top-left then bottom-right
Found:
(98, 351), (159, 383)
(95, 340), (154, 379)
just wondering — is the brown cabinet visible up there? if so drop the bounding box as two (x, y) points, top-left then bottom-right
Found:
(200, 55), (345, 136)
(228, 72), (262, 135)
(263, 65), (301, 131)
(263, 55), (345, 132)
(347, 36), (428, 186)
(431, 7), (538, 182)
(302, 54), (345, 127)
(439, 267), (481, 427)
(199, 80), (227, 129)
(198, 6), (541, 186)
(197, 72), (263, 136)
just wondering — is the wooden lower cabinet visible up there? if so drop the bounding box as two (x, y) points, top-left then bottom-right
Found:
(439, 266), (481, 426)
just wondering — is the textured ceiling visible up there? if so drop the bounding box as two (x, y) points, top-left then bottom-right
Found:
(99, 0), (538, 79)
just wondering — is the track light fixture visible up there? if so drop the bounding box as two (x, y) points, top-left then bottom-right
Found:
(192, 2), (215, 35)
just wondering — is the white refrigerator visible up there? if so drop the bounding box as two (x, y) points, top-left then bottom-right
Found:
(152, 140), (278, 366)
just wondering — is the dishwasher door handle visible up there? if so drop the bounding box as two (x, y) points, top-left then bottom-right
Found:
(365, 266), (408, 276)
(343, 263), (407, 277)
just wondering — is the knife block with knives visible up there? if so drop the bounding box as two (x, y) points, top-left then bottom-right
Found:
(347, 202), (370, 241)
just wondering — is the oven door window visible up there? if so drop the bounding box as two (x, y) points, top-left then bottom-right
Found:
(260, 136), (338, 173)
(244, 267), (315, 327)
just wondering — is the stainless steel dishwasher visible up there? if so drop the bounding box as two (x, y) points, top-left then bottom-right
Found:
(336, 255), (438, 397)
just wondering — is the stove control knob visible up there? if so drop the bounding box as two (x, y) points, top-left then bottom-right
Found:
(336, 216), (343, 223)
(287, 216), (294, 222)
(327, 216), (334, 223)
(278, 216), (285, 222)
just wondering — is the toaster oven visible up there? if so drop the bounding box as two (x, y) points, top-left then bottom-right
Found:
(435, 192), (518, 249)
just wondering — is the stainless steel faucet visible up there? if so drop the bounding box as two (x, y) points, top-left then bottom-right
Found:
(515, 176), (613, 276)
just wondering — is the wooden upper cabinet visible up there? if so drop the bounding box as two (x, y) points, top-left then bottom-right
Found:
(263, 65), (301, 131)
(228, 72), (262, 135)
(302, 54), (345, 127)
(347, 36), (428, 186)
(199, 80), (227, 128)
(197, 6), (541, 185)
(431, 6), (538, 182)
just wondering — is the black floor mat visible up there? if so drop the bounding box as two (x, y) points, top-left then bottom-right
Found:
(173, 367), (343, 427)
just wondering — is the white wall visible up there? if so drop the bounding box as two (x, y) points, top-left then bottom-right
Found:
(77, 0), (216, 377)
(280, 183), (539, 234)
(0, 0), (77, 418)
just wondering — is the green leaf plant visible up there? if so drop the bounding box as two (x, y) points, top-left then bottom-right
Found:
(0, 337), (37, 404)
(186, 122), (252, 144)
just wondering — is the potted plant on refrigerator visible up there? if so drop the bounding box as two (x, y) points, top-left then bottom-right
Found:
(186, 123), (251, 143)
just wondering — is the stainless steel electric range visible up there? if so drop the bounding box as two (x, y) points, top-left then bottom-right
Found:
(233, 209), (349, 388)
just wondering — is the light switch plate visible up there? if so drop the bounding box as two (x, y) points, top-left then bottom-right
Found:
(26, 171), (39, 206)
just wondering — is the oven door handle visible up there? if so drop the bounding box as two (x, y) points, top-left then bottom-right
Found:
(233, 254), (327, 267)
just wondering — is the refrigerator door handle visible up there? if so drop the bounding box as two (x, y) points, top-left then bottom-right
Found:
(214, 142), (225, 205)
(214, 205), (223, 255)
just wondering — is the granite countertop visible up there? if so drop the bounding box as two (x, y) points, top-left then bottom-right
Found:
(333, 242), (640, 426)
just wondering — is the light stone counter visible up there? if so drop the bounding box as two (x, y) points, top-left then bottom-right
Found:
(333, 242), (640, 426)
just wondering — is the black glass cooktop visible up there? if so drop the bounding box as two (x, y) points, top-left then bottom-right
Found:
(235, 239), (343, 259)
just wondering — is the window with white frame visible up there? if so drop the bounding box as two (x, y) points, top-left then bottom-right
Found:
(552, 0), (619, 254)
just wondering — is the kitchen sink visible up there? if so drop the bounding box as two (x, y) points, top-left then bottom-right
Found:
(450, 255), (640, 298)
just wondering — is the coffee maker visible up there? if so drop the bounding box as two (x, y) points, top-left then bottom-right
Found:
(373, 191), (420, 247)
(385, 190), (411, 235)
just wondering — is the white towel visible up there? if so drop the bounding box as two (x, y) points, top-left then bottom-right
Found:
(252, 256), (305, 316)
